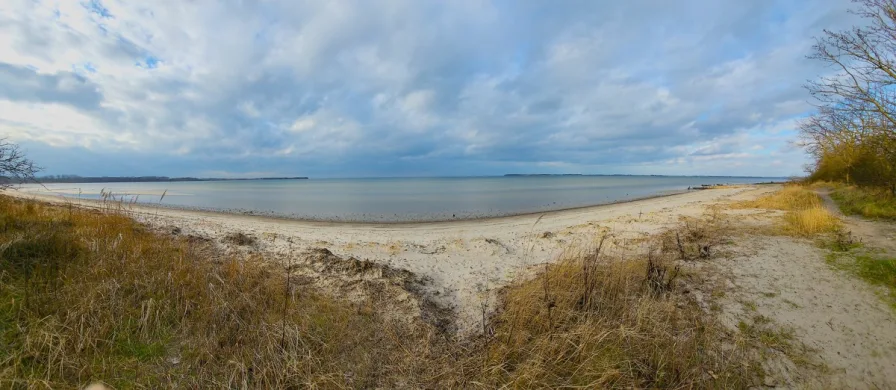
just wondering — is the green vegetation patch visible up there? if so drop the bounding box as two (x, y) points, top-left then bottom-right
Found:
(827, 250), (896, 309)
(830, 186), (896, 220)
(822, 227), (896, 308)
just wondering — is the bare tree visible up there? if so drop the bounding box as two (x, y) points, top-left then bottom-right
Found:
(0, 138), (41, 188)
(807, 0), (896, 128)
(802, 0), (896, 193)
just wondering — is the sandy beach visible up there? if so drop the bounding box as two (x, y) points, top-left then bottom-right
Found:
(8, 184), (896, 387)
(11, 185), (776, 330)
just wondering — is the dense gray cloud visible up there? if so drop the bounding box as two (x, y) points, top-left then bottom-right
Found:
(0, 0), (860, 177)
(0, 63), (103, 109)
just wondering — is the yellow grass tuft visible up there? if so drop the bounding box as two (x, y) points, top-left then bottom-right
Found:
(736, 185), (823, 211)
(735, 185), (841, 236)
(782, 207), (841, 236)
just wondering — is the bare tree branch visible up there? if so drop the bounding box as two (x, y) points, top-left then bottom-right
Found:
(801, 0), (896, 192)
(0, 138), (42, 188)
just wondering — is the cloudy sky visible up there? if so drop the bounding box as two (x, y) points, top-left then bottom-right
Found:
(0, 0), (859, 178)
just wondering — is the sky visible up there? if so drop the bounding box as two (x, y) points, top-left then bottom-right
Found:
(0, 0), (861, 178)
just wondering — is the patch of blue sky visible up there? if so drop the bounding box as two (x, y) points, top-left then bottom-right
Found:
(84, 0), (112, 19)
(71, 62), (97, 75)
(136, 55), (160, 69)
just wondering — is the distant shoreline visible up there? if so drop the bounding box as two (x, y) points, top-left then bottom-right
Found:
(17, 174), (790, 185)
(8, 183), (779, 225)
(504, 173), (790, 179)
(16, 176), (309, 184)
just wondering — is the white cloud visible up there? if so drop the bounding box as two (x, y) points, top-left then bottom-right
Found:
(238, 101), (261, 118)
(289, 117), (316, 133)
(0, 100), (122, 147)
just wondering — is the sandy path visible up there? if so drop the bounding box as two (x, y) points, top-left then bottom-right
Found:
(719, 236), (896, 388)
(8, 185), (776, 330)
(713, 191), (896, 388)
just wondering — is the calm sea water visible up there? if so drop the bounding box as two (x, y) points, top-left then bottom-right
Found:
(22, 176), (783, 222)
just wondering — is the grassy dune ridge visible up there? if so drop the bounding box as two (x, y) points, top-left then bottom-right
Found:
(0, 196), (433, 388)
(0, 193), (813, 388)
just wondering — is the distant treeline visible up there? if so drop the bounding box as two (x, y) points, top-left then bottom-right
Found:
(504, 174), (584, 177)
(5, 175), (308, 184)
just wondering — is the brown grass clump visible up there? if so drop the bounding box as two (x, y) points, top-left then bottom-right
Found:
(223, 231), (256, 246)
(450, 226), (761, 388)
(0, 196), (436, 388)
(659, 210), (731, 260)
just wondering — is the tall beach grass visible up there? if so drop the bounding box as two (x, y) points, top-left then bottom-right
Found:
(0, 195), (433, 388)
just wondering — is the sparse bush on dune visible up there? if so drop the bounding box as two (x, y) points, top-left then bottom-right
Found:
(659, 210), (731, 261)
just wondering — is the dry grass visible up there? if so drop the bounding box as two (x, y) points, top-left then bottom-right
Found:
(222, 231), (256, 246)
(0, 196), (436, 388)
(658, 210), (732, 260)
(736, 185), (824, 211)
(449, 218), (764, 388)
(781, 207), (841, 237)
(735, 185), (841, 237)
(0, 195), (771, 388)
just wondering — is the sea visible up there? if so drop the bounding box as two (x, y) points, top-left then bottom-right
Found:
(20, 176), (785, 222)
